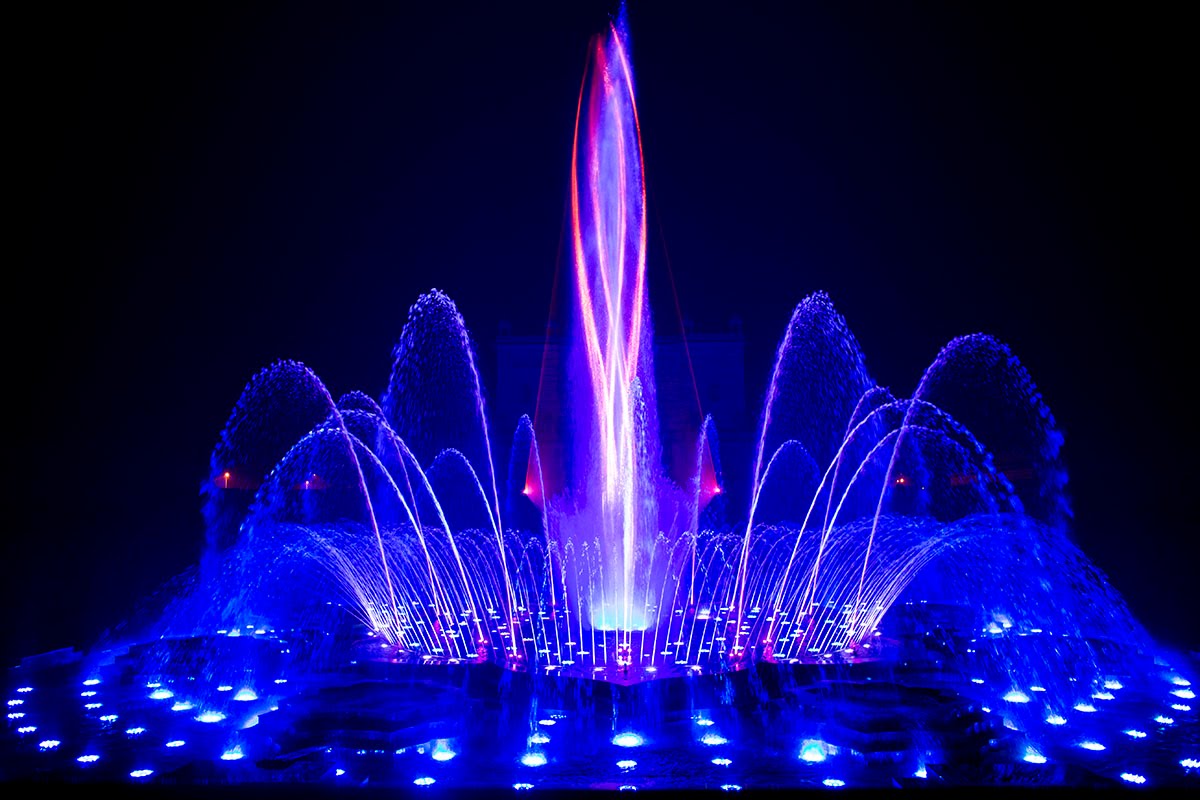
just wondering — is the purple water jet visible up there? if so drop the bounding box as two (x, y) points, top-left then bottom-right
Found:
(142, 12), (1160, 696)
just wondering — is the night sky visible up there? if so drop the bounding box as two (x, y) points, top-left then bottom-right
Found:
(8, 2), (1194, 668)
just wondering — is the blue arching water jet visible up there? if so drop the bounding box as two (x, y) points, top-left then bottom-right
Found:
(158, 9), (1160, 695)
(9, 8), (1194, 794)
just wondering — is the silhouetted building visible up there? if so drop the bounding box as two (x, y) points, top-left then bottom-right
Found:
(493, 320), (751, 512)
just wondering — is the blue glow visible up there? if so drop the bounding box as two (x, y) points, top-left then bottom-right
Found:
(99, 714), (117, 722)
(721, 785), (742, 792)
(1154, 715), (1175, 725)
(513, 783), (534, 790)
(7, 699), (24, 706)
(16, 726), (36, 734)
(130, 769), (154, 779)
(38, 740), (61, 750)
(1120, 773), (1146, 784)
(7, 712), (25, 720)
(84, 703), (102, 710)
(0, 13), (1194, 796)
(16, 687), (32, 693)
(125, 727), (146, 736)
(799, 740), (827, 763)
(77, 755), (100, 763)
(1170, 676), (1191, 686)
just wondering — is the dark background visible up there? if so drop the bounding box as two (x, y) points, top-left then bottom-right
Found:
(7, 2), (1194, 668)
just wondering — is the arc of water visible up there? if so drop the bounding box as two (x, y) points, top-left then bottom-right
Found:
(760, 399), (1021, 655)
(382, 431), (498, 656)
(731, 306), (805, 656)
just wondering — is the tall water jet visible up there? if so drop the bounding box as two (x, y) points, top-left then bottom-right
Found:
(9, 7), (1195, 791)
(561, 11), (663, 636)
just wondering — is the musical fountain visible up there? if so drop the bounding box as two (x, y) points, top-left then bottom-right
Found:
(4, 9), (1196, 793)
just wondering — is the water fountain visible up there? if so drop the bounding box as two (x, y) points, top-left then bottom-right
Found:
(4, 8), (1196, 792)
